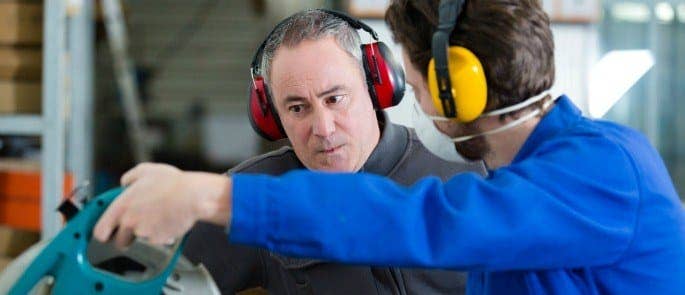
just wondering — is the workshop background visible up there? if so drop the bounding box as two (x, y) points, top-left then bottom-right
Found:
(0, 0), (684, 277)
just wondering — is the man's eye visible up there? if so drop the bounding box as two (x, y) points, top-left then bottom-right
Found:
(288, 105), (304, 113)
(326, 95), (344, 104)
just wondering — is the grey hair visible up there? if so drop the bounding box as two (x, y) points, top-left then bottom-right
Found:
(259, 9), (365, 84)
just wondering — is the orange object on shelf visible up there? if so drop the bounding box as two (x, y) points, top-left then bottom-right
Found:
(0, 163), (73, 231)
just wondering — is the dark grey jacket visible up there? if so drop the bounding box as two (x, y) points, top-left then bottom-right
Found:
(184, 113), (486, 294)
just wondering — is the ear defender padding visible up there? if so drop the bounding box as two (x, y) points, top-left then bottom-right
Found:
(362, 42), (406, 109)
(248, 76), (286, 141)
(428, 46), (487, 122)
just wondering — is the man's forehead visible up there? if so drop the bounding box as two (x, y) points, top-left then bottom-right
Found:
(270, 39), (362, 101)
(274, 74), (341, 96)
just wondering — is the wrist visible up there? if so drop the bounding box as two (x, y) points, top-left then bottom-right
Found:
(192, 172), (232, 227)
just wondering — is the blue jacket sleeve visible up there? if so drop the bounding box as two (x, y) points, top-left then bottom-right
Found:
(228, 135), (640, 271)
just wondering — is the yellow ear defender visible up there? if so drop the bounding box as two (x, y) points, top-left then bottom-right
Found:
(428, 0), (487, 123)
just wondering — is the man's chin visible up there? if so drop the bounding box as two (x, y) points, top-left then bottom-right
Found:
(453, 126), (491, 160)
(309, 157), (355, 172)
(455, 141), (487, 160)
(453, 124), (489, 160)
(316, 166), (349, 172)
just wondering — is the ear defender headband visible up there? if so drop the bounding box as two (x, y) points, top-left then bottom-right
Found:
(428, 0), (487, 122)
(248, 9), (406, 141)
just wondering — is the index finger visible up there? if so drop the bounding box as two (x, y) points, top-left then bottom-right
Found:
(121, 163), (152, 186)
(93, 195), (128, 243)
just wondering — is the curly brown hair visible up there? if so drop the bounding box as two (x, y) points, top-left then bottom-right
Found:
(385, 0), (555, 112)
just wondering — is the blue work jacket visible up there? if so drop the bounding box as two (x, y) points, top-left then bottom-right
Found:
(229, 96), (685, 294)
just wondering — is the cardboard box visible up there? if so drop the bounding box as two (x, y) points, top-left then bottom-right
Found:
(0, 159), (73, 231)
(0, 226), (39, 257)
(0, 1), (43, 45)
(0, 47), (42, 80)
(0, 80), (41, 113)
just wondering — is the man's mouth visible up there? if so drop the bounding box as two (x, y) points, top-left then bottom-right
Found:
(320, 145), (344, 154)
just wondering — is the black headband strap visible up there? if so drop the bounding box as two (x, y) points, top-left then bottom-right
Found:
(319, 9), (379, 40)
(250, 19), (288, 74)
(251, 9), (379, 76)
(431, 0), (465, 118)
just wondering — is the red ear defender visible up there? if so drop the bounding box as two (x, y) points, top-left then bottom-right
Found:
(248, 76), (286, 141)
(362, 42), (406, 110)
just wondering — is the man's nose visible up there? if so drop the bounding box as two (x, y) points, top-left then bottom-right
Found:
(312, 108), (335, 138)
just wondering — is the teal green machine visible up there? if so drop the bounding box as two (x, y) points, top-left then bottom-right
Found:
(0, 188), (219, 295)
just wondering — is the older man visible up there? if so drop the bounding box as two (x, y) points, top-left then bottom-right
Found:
(182, 9), (485, 295)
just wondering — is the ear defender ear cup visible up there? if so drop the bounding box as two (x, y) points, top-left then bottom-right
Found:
(428, 46), (487, 122)
(362, 42), (406, 109)
(248, 76), (286, 141)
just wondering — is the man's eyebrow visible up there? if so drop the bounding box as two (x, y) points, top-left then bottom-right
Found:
(283, 95), (306, 104)
(317, 85), (346, 97)
(281, 85), (347, 104)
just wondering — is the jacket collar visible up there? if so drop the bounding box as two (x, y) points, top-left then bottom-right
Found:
(513, 95), (583, 163)
(360, 111), (409, 176)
